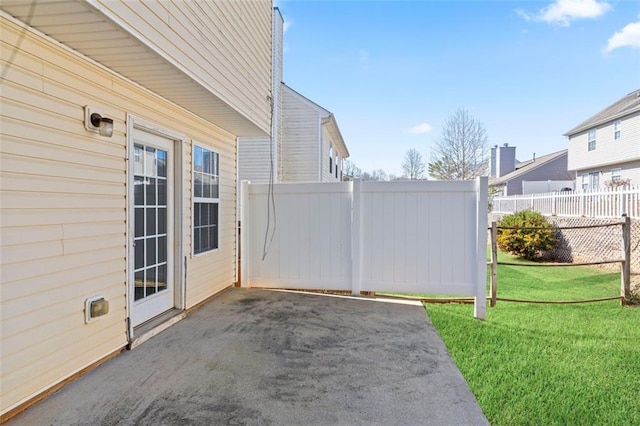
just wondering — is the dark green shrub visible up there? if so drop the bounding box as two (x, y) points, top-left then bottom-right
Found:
(497, 210), (557, 260)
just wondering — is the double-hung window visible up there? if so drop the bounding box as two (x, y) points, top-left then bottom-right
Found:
(614, 120), (621, 140)
(193, 145), (219, 255)
(611, 168), (622, 182)
(587, 129), (596, 151)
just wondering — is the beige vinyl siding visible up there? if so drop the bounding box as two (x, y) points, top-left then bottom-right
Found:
(88, 0), (272, 133)
(568, 111), (640, 172)
(281, 88), (321, 182)
(576, 160), (640, 188)
(238, 137), (273, 184)
(1, 16), (237, 415)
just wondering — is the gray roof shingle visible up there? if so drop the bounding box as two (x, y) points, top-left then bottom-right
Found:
(564, 89), (640, 136)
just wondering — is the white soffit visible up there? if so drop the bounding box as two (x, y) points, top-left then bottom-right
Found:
(1, 0), (267, 137)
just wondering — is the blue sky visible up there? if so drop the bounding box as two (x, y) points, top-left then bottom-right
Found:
(275, 0), (640, 177)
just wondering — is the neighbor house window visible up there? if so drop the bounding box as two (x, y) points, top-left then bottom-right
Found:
(614, 120), (621, 140)
(581, 174), (589, 190)
(589, 172), (600, 190)
(328, 147), (333, 173)
(587, 129), (596, 151)
(193, 145), (219, 255)
(611, 168), (622, 182)
(335, 156), (339, 178)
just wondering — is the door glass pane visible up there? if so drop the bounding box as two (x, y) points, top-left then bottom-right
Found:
(134, 142), (170, 303)
(145, 147), (156, 176)
(146, 267), (157, 296)
(146, 208), (156, 235)
(134, 270), (145, 301)
(158, 179), (166, 206)
(157, 264), (167, 292)
(134, 176), (144, 206)
(134, 145), (143, 175)
(135, 208), (144, 238)
(146, 237), (156, 266)
(157, 150), (167, 177)
(146, 178), (157, 205)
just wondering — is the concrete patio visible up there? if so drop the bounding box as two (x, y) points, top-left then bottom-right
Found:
(7, 288), (488, 425)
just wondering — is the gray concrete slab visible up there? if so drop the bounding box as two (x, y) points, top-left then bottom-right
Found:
(8, 289), (488, 425)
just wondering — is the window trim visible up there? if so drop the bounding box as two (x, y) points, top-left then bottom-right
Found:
(587, 129), (596, 151)
(614, 120), (621, 140)
(192, 142), (220, 257)
(611, 168), (622, 182)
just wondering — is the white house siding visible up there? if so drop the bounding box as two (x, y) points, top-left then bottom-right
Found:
(1, 16), (238, 416)
(576, 159), (640, 189)
(568, 111), (640, 183)
(87, 0), (272, 134)
(505, 155), (575, 195)
(281, 88), (321, 182)
(238, 137), (273, 184)
(321, 127), (342, 182)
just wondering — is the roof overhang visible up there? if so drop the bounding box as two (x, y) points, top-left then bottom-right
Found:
(322, 114), (349, 158)
(1, 0), (268, 137)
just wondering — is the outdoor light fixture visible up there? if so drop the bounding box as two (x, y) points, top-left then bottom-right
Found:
(84, 106), (114, 137)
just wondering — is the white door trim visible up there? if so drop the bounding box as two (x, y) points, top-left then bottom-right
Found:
(126, 115), (186, 340)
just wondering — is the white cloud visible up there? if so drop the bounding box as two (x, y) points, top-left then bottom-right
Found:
(283, 20), (292, 34)
(604, 18), (640, 52)
(408, 123), (433, 134)
(518, 0), (611, 26)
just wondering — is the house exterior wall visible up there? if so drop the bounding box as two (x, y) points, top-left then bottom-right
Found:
(88, 0), (272, 134)
(504, 154), (574, 196)
(567, 111), (640, 185)
(1, 16), (239, 416)
(238, 137), (273, 184)
(281, 88), (321, 183)
(575, 160), (640, 190)
(320, 126), (343, 182)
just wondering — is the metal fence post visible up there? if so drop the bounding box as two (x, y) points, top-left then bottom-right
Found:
(621, 215), (631, 304)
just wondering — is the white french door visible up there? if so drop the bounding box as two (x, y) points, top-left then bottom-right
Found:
(130, 129), (175, 327)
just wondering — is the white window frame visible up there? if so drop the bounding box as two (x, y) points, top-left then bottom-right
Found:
(192, 143), (220, 256)
(581, 174), (589, 191)
(611, 168), (622, 182)
(587, 129), (596, 151)
(614, 120), (621, 140)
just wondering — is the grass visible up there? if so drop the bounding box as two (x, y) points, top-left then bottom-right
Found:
(425, 250), (640, 425)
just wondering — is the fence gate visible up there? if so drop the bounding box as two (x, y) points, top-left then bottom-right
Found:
(240, 178), (488, 319)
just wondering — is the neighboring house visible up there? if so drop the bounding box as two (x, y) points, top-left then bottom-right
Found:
(280, 83), (349, 182)
(238, 11), (349, 184)
(565, 89), (640, 190)
(0, 1), (271, 420)
(489, 144), (575, 196)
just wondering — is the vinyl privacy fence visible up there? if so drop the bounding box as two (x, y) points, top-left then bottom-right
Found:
(491, 186), (640, 219)
(240, 178), (488, 319)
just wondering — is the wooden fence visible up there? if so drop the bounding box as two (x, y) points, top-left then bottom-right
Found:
(240, 178), (488, 319)
(488, 217), (632, 306)
(491, 186), (640, 219)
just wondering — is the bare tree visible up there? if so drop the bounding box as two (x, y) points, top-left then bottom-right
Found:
(343, 160), (362, 180)
(428, 108), (489, 180)
(371, 169), (388, 182)
(401, 148), (426, 180)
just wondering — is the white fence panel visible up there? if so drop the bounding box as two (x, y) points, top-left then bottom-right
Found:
(241, 178), (488, 319)
(359, 181), (480, 296)
(492, 186), (640, 219)
(243, 182), (352, 290)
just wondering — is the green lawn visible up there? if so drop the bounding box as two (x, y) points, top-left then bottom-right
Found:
(425, 251), (640, 425)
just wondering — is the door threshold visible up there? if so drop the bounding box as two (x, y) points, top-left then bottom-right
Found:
(129, 309), (186, 350)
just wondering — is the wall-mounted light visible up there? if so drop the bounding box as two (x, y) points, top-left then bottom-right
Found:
(84, 106), (114, 137)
